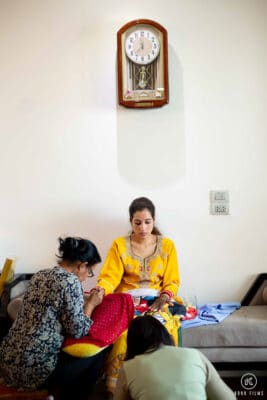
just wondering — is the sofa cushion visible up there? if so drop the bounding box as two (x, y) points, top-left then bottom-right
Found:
(182, 306), (267, 348)
(196, 347), (267, 363)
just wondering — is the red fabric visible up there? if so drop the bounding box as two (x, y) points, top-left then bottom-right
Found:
(0, 383), (48, 398)
(63, 293), (134, 348)
(134, 298), (150, 314)
(0, 384), (20, 394)
(180, 306), (198, 320)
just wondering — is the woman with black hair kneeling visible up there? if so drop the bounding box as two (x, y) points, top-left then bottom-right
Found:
(0, 236), (108, 400)
(114, 315), (236, 400)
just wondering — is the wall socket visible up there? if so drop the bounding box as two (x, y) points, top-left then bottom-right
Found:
(210, 203), (229, 215)
(210, 191), (229, 215)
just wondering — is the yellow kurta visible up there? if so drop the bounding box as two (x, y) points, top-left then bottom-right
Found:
(97, 235), (182, 303)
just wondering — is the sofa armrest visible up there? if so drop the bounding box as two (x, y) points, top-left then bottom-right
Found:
(4, 273), (33, 291)
(241, 273), (267, 306)
(0, 273), (33, 318)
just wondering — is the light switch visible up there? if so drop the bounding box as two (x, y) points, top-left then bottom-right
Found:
(210, 190), (229, 215)
(210, 191), (229, 202)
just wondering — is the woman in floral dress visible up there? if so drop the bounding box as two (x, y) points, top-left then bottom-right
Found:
(0, 236), (106, 400)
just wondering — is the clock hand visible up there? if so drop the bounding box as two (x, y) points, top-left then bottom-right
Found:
(135, 40), (144, 54)
(136, 38), (144, 54)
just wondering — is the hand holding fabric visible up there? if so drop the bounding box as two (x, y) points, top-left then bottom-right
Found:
(62, 293), (135, 358)
(84, 289), (104, 317)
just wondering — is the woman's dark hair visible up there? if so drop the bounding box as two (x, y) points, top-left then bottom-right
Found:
(125, 315), (174, 360)
(57, 237), (101, 267)
(129, 197), (161, 235)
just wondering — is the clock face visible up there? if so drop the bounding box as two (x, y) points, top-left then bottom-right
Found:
(125, 28), (160, 65)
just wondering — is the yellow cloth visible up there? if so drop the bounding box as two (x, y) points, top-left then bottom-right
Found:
(97, 235), (182, 303)
(0, 258), (16, 297)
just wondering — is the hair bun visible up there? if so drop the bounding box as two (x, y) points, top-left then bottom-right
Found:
(57, 236), (101, 266)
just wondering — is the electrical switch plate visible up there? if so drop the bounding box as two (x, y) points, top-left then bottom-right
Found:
(210, 191), (229, 202)
(210, 203), (229, 215)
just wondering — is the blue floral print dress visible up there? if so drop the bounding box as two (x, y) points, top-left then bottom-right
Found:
(0, 267), (93, 390)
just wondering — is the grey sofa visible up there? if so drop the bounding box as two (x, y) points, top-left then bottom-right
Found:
(182, 273), (267, 370)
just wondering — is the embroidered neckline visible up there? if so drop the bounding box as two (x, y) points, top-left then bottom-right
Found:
(125, 235), (162, 263)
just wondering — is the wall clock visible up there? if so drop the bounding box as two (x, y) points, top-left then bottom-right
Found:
(117, 19), (169, 109)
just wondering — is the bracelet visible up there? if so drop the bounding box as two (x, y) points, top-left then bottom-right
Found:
(160, 290), (173, 299)
(159, 294), (170, 303)
(89, 287), (104, 294)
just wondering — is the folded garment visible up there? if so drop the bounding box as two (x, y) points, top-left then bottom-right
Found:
(199, 302), (241, 322)
(181, 302), (240, 329)
(62, 293), (134, 357)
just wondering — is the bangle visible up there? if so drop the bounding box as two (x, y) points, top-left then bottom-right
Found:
(160, 290), (173, 299)
(160, 294), (170, 303)
(89, 287), (104, 294)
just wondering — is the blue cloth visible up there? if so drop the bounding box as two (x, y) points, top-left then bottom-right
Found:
(181, 302), (241, 329)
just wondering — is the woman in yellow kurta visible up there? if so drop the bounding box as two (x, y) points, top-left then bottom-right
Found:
(97, 197), (185, 396)
(97, 235), (181, 299)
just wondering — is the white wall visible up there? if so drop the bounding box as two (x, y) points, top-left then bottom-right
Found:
(0, 0), (266, 303)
